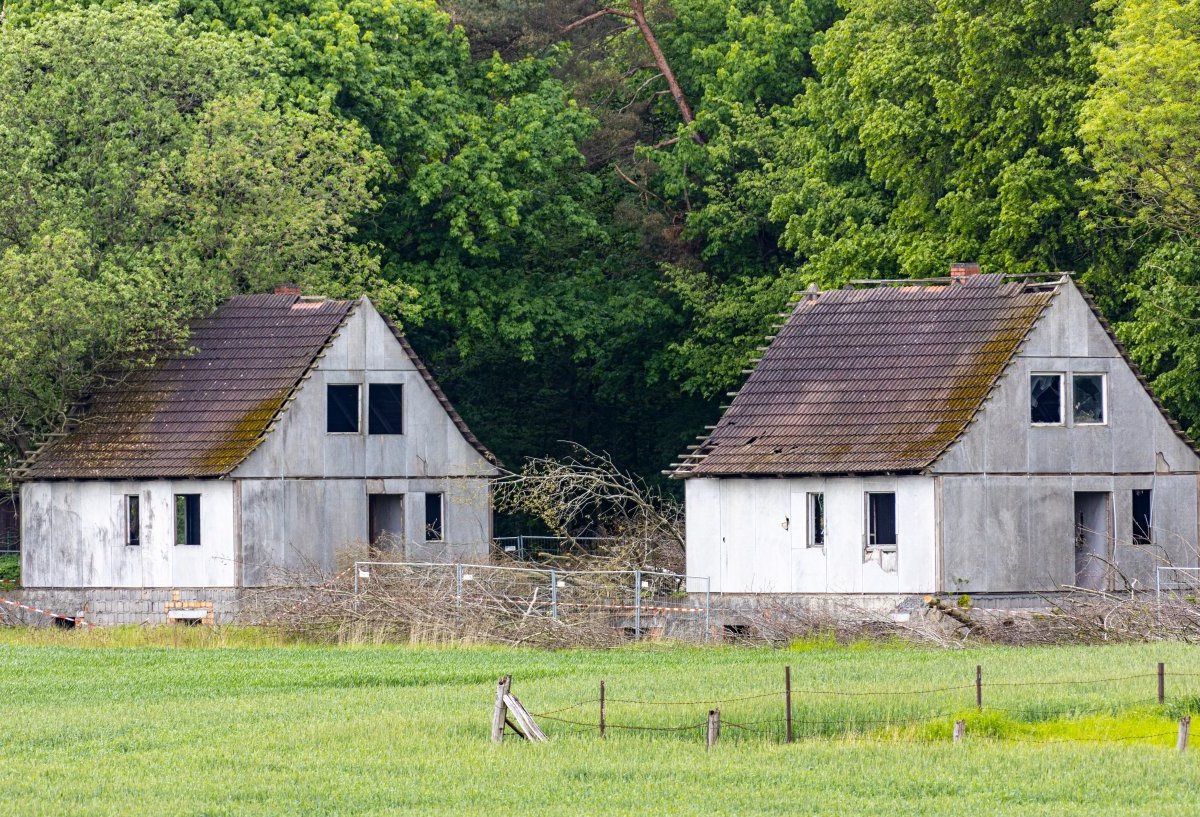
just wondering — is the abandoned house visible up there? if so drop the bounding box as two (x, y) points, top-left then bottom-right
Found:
(671, 267), (1200, 603)
(15, 290), (500, 624)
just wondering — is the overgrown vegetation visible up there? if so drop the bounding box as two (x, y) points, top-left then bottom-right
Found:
(0, 638), (1197, 815)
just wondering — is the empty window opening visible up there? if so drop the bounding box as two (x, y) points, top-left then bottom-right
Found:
(1030, 374), (1063, 424)
(867, 492), (897, 549)
(174, 494), (201, 546)
(425, 492), (444, 542)
(368, 494), (405, 555)
(1133, 489), (1153, 546)
(807, 492), (825, 547)
(125, 495), (140, 547)
(723, 624), (751, 640)
(53, 616), (76, 630)
(368, 383), (404, 435)
(326, 384), (360, 433)
(1072, 374), (1106, 424)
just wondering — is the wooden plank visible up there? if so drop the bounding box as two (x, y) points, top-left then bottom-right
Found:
(491, 675), (511, 744)
(1179, 716), (1191, 753)
(503, 692), (548, 742)
(707, 709), (720, 750)
(953, 720), (966, 743)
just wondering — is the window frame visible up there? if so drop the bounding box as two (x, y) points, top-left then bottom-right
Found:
(174, 494), (202, 546)
(865, 491), (898, 551)
(125, 495), (141, 547)
(1132, 489), (1153, 546)
(1030, 372), (1065, 426)
(326, 383), (361, 434)
(367, 383), (404, 436)
(806, 492), (825, 548)
(424, 492), (445, 543)
(1071, 373), (1108, 426)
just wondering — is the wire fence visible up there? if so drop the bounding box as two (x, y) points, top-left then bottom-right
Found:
(352, 560), (712, 641)
(512, 663), (1200, 748)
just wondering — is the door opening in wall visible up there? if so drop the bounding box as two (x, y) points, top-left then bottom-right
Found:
(368, 494), (405, 557)
(1074, 491), (1112, 591)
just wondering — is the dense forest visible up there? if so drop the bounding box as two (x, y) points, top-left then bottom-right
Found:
(0, 0), (1197, 485)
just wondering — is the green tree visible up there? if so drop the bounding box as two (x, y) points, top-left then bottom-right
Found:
(0, 3), (387, 468)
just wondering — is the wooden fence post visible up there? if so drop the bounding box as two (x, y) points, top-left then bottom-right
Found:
(785, 665), (794, 744)
(975, 665), (982, 710)
(600, 680), (606, 739)
(707, 709), (720, 750)
(492, 675), (511, 744)
(1158, 662), (1166, 705)
(1178, 716), (1190, 753)
(953, 720), (966, 743)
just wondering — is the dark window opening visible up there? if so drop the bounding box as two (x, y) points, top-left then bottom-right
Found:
(1133, 489), (1153, 546)
(867, 492), (897, 548)
(807, 492), (825, 547)
(326, 384), (360, 433)
(368, 383), (404, 435)
(175, 494), (201, 546)
(1073, 374), (1105, 424)
(53, 616), (76, 629)
(425, 492), (444, 542)
(126, 495), (140, 546)
(1030, 374), (1063, 424)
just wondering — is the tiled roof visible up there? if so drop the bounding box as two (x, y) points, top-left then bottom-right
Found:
(673, 274), (1057, 477)
(20, 294), (357, 479)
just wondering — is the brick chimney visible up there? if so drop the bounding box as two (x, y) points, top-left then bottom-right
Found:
(950, 262), (980, 280)
(274, 284), (302, 296)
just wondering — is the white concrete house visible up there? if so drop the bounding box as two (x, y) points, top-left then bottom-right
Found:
(672, 269), (1200, 604)
(16, 290), (499, 623)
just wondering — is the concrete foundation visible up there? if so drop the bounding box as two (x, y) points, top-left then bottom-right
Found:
(7, 588), (243, 626)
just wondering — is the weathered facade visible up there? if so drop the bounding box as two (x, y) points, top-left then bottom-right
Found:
(674, 271), (1200, 601)
(17, 292), (499, 623)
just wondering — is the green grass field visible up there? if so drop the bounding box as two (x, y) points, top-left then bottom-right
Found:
(0, 629), (1197, 816)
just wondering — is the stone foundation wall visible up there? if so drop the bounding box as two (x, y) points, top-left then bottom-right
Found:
(7, 588), (245, 626)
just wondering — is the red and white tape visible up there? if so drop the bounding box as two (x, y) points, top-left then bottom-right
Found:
(0, 595), (97, 627)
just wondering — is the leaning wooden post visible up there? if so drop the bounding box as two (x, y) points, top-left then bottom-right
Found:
(975, 665), (982, 710)
(492, 675), (511, 744)
(1178, 716), (1191, 753)
(785, 666), (794, 743)
(599, 680), (606, 739)
(953, 719), (966, 743)
(707, 709), (720, 750)
(1158, 662), (1166, 705)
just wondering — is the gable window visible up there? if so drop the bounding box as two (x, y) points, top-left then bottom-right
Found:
(866, 492), (897, 549)
(425, 492), (444, 542)
(1072, 374), (1106, 425)
(326, 384), (360, 433)
(174, 494), (201, 546)
(1132, 489), (1152, 545)
(807, 492), (825, 547)
(125, 495), (140, 547)
(368, 383), (404, 435)
(1030, 374), (1063, 425)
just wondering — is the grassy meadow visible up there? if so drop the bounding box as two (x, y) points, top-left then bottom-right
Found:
(0, 629), (1197, 816)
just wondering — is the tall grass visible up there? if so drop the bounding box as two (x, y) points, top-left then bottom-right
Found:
(0, 634), (1195, 815)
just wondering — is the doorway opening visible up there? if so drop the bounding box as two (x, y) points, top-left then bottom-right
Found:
(1074, 492), (1112, 591)
(368, 494), (405, 557)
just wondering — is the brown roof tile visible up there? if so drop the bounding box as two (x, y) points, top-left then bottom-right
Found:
(673, 275), (1056, 477)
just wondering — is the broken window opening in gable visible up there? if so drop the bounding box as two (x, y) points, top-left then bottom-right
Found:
(1132, 489), (1153, 546)
(174, 494), (201, 546)
(125, 495), (140, 547)
(1072, 374), (1106, 424)
(807, 492), (825, 547)
(1030, 374), (1063, 424)
(326, 384), (360, 433)
(425, 492), (444, 542)
(866, 492), (897, 549)
(368, 383), (404, 435)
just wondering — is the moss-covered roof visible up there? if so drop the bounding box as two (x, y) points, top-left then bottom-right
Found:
(673, 274), (1057, 477)
(19, 294), (356, 479)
